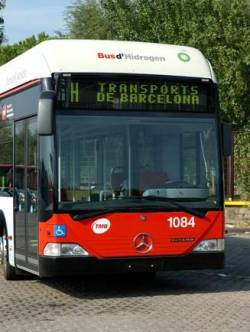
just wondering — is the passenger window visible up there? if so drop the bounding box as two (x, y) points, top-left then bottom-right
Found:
(0, 121), (13, 195)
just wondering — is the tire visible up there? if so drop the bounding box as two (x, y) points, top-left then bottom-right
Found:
(1, 227), (17, 280)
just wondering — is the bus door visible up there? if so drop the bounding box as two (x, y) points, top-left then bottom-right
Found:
(14, 117), (38, 272)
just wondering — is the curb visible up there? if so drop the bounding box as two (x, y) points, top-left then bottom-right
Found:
(225, 227), (250, 234)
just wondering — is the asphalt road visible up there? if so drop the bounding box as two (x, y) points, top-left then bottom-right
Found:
(0, 233), (250, 332)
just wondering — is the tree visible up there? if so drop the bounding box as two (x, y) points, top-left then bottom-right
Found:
(234, 130), (250, 199)
(64, 0), (250, 128)
(0, 33), (49, 65)
(0, 0), (5, 45)
(101, 0), (250, 129)
(65, 0), (111, 39)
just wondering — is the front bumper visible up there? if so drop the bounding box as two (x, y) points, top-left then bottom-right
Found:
(39, 252), (224, 277)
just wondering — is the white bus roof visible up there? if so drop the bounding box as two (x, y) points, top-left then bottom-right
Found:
(0, 39), (216, 95)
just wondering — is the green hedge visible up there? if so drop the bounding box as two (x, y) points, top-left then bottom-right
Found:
(234, 130), (250, 200)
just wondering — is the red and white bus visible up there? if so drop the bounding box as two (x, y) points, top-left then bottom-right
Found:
(0, 40), (231, 279)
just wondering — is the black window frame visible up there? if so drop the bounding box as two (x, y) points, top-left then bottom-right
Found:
(53, 110), (224, 214)
(55, 73), (216, 114)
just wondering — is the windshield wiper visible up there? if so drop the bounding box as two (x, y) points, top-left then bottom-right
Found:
(72, 205), (168, 221)
(141, 195), (206, 218)
(71, 196), (206, 220)
(72, 208), (124, 220)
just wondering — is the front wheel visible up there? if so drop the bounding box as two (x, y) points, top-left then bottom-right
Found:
(1, 227), (17, 280)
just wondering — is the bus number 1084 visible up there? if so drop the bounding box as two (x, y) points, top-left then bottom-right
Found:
(167, 216), (196, 228)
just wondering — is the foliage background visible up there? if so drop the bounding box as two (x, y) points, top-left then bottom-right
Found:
(233, 130), (250, 199)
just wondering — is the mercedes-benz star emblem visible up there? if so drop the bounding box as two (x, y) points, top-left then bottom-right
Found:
(133, 233), (153, 254)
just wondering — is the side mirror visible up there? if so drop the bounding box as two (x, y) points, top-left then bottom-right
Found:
(222, 122), (233, 156)
(38, 90), (55, 135)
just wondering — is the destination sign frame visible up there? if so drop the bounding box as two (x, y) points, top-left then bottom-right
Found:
(56, 75), (212, 113)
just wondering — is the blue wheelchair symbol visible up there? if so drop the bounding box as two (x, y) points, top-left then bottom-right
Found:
(54, 225), (66, 238)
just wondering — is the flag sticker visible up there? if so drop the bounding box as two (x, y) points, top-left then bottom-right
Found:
(1, 104), (14, 120)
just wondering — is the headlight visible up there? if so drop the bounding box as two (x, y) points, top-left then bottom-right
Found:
(44, 243), (61, 256)
(193, 239), (224, 252)
(61, 244), (89, 256)
(44, 243), (89, 256)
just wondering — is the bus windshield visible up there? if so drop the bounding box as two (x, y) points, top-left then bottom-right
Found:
(56, 114), (220, 211)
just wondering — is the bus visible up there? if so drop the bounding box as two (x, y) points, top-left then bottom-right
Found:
(0, 40), (231, 279)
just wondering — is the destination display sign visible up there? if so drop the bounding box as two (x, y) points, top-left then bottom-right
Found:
(57, 76), (210, 112)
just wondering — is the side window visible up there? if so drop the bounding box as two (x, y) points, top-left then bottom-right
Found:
(0, 121), (13, 195)
(15, 121), (25, 210)
(27, 118), (38, 213)
(15, 117), (38, 256)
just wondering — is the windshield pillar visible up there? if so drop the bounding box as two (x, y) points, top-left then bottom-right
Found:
(39, 136), (55, 220)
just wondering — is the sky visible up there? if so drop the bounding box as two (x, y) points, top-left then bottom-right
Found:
(2, 0), (74, 45)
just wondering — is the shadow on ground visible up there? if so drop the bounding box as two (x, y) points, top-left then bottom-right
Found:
(41, 235), (250, 299)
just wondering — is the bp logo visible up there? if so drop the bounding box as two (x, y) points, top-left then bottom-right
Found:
(178, 52), (191, 62)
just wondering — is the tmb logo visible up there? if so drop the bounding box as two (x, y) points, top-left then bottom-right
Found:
(91, 218), (111, 234)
